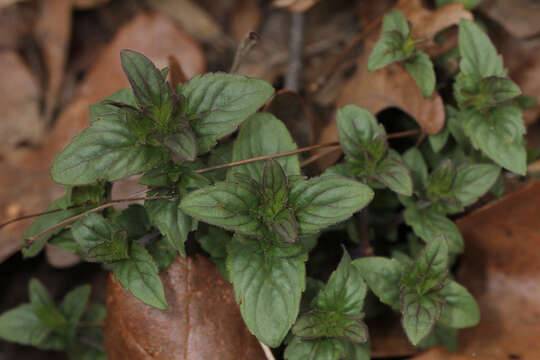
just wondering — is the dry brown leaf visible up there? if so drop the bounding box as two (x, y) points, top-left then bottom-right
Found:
(104, 255), (266, 360)
(273, 0), (322, 12)
(313, 0), (471, 170)
(229, 0), (261, 41)
(412, 180), (540, 359)
(148, 0), (228, 45)
(35, 0), (72, 124)
(0, 2), (37, 49)
(480, 0), (540, 39)
(0, 13), (206, 263)
(0, 51), (43, 152)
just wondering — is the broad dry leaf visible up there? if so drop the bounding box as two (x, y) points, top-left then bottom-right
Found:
(314, 1), (471, 170)
(480, 0), (540, 39)
(0, 51), (42, 153)
(148, 0), (227, 44)
(0, 13), (205, 263)
(35, 0), (72, 123)
(104, 255), (266, 360)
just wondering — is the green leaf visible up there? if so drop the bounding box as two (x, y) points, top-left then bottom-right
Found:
(178, 73), (274, 153)
(197, 225), (231, 280)
(403, 148), (428, 191)
(401, 235), (449, 294)
(289, 176), (374, 234)
(285, 337), (346, 360)
(417, 324), (458, 351)
(29, 279), (67, 329)
(401, 289), (445, 345)
(229, 112), (300, 183)
(427, 159), (456, 201)
(480, 76), (521, 107)
(404, 207), (464, 254)
(353, 257), (404, 310)
(261, 159), (289, 214)
(405, 51), (436, 98)
(368, 30), (409, 71)
(0, 304), (51, 346)
(428, 126), (450, 153)
(60, 285), (91, 327)
(120, 50), (174, 118)
(110, 243), (168, 310)
(154, 127), (197, 161)
(458, 19), (505, 78)
(147, 236), (178, 272)
(439, 280), (480, 328)
(227, 235), (306, 347)
(446, 105), (469, 146)
(67, 182), (108, 207)
(269, 208), (298, 244)
(435, 0), (481, 10)
(336, 105), (387, 165)
(314, 250), (367, 315)
(381, 9), (410, 36)
(293, 311), (368, 343)
(71, 213), (129, 262)
(115, 204), (152, 239)
(180, 181), (262, 236)
(145, 197), (193, 256)
(22, 195), (89, 258)
(453, 164), (500, 206)
(51, 109), (168, 185)
(88, 88), (137, 123)
(373, 149), (413, 196)
(462, 105), (526, 175)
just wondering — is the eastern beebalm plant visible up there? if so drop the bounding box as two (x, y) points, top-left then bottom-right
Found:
(0, 11), (530, 360)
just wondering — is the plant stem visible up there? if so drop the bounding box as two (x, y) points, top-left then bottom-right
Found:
(16, 195), (172, 253)
(195, 141), (339, 174)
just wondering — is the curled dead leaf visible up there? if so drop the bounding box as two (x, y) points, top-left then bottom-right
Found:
(104, 255), (266, 360)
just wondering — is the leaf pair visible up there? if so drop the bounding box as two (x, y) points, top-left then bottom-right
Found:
(453, 20), (526, 175)
(355, 236), (479, 346)
(368, 9), (436, 98)
(285, 250), (370, 360)
(335, 105), (413, 197)
(51, 50), (274, 186)
(0, 279), (104, 359)
(401, 148), (500, 253)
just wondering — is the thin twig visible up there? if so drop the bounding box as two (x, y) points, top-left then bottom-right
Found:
(300, 145), (341, 167)
(16, 195), (172, 253)
(230, 32), (260, 74)
(195, 141), (339, 174)
(387, 129), (420, 139)
(0, 193), (158, 230)
(285, 12), (305, 91)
